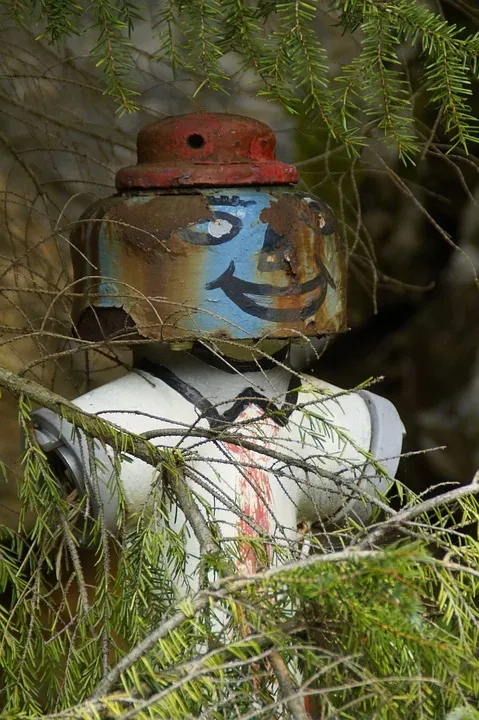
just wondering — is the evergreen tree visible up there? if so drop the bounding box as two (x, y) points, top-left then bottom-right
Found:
(1, 2), (479, 718)
(5, 0), (479, 158)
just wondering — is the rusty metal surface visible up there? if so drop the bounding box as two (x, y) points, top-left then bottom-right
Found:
(70, 188), (347, 343)
(115, 113), (298, 189)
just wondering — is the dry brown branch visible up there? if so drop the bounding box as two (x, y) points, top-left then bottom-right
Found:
(358, 469), (479, 549)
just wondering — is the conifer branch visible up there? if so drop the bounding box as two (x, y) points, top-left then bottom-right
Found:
(0, 365), (376, 488)
(90, 546), (383, 701)
(5, 0), (479, 154)
(165, 464), (219, 558)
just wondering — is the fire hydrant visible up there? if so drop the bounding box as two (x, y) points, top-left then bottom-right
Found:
(32, 113), (404, 573)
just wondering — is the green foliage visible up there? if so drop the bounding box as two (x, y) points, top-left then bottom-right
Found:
(1, 2), (479, 717)
(0, 384), (479, 717)
(3, 0), (479, 158)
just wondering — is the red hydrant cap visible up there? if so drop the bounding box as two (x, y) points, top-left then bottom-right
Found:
(115, 112), (298, 190)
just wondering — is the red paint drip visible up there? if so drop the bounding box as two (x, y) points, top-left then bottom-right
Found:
(224, 406), (280, 574)
(223, 408), (312, 718)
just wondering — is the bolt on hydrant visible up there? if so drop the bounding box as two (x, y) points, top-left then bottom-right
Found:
(33, 112), (404, 591)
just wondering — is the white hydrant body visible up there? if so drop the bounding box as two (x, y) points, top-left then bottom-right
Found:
(34, 350), (404, 584)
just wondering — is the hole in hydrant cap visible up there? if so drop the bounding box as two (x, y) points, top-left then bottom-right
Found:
(187, 133), (205, 149)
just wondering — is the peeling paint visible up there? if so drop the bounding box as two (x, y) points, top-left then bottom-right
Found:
(71, 189), (347, 343)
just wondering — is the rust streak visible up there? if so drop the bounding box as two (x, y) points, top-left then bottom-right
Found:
(107, 194), (213, 258)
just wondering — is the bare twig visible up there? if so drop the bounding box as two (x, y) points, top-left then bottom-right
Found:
(269, 650), (311, 720)
(357, 469), (479, 549)
(166, 465), (218, 557)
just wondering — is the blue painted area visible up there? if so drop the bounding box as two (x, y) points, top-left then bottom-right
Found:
(80, 187), (337, 340)
(83, 221), (118, 307)
(183, 190), (276, 337)
(96, 220), (124, 306)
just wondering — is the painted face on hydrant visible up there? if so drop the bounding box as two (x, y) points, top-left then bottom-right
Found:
(176, 192), (339, 332)
(71, 113), (347, 343)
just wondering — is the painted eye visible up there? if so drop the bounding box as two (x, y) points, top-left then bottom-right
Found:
(180, 211), (243, 246)
(257, 226), (286, 271)
(300, 196), (336, 235)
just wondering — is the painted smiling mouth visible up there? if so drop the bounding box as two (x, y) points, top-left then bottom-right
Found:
(205, 260), (336, 322)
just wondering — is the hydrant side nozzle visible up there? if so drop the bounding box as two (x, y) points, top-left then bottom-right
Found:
(32, 407), (119, 532)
